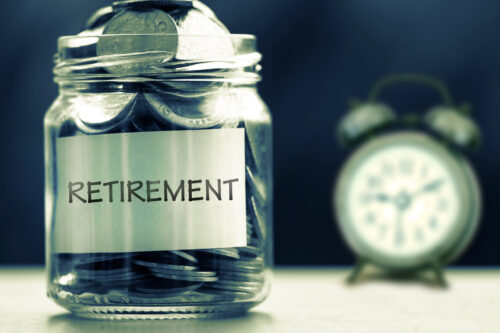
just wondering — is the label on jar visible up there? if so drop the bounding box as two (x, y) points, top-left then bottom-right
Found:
(53, 128), (247, 253)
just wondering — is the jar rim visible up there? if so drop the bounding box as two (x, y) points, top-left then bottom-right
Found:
(54, 33), (261, 84)
(58, 33), (256, 48)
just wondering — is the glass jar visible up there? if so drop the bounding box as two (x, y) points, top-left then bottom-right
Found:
(44, 34), (272, 319)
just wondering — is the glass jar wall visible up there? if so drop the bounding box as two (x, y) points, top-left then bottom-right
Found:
(45, 34), (272, 319)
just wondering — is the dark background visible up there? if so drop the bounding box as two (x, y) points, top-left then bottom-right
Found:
(1, 0), (499, 265)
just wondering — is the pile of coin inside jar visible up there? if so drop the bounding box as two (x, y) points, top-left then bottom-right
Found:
(49, 0), (271, 308)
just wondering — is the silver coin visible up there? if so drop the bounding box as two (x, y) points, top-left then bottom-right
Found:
(144, 89), (237, 129)
(198, 288), (251, 300)
(131, 279), (201, 295)
(217, 271), (265, 282)
(153, 271), (219, 282)
(210, 261), (264, 273)
(213, 279), (261, 289)
(238, 245), (264, 258)
(76, 93), (137, 132)
(199, 248), (240, 259)
(134, 258), (198, 271)
(74, 257), (133, 274)
(76, 292), (104, 304)
(97, 9), (178, 74)
(171, 8), (233, 60)
(169, 250), (198, 263)
(133, 251), (199, 270)
(82, 272), (144, 283)
(103, 290), (132, 304)
(128, 292), (218, 303)
(152, 267), (216, 277)
(73, 253), (131, 265)
(202, 283), (257, 294)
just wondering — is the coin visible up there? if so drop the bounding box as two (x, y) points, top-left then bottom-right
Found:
(153, 271), (219, 282)
(169, 250), (198, 263)
(151, 268), (216, 277)
(201, 283), (257, 294)
(238, 246), (264, 258)
(97, 9), (179, 74)
(217, 271), (265, 282)
(199, 289), (251, 299)
(144, 89), (236, 129)
(197, 248), (240, 260)
(75, 93), (137, 132)
(171, 8), (233, 60)
(133, 252), (198, 271)
(130, 278), (201, 295)
(204, 259), (264, 273)
(213, 280), (261, 289)
(74, 258), (135, 282)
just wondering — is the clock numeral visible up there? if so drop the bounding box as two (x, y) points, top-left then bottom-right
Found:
(381, 162), (394, 176)
(378, 224), (388, 239)
(438, 198), (448, 212)
(415, 228), (425, 242)
(359, 193), (371, 205)
(420, 164), (429, 179)
(394, 228), (405, 246)
(365, 212), (376, 224)
(429, 217), (438, 229)
(399, 158), (414, 174)
(367, 176), (382, 189)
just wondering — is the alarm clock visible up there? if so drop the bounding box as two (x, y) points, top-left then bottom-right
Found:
(334, 74), (481, 285)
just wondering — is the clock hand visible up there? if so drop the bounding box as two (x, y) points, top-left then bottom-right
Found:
(412, 179), (445, 198)
(394, 210), (405, 247)
(363, 192), (391, 203)
(421, 179), (445, 193)
(374, 193), (391, 202)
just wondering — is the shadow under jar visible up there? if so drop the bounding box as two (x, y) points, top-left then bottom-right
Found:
(45, 34), (272, 319)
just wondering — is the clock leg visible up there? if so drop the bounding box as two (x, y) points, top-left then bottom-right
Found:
(430, 261), (448, 287)
(347, 257), (366, 284)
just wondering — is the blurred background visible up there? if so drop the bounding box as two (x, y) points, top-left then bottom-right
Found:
(1, 0), (499, 266)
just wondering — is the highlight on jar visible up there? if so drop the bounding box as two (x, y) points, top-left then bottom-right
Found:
(44, 0), (272, 319)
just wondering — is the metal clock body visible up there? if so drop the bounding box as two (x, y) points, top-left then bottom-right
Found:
(335, 131), (480, 270)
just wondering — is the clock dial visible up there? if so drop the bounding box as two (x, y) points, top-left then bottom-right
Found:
(346, 144), (460, 258)
(334, 132), (480, 268)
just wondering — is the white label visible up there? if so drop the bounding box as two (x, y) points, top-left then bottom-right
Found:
(53, 129), (246, 253)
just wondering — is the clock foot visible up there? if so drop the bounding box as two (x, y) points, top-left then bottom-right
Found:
(430, 261), (448, 287)
(347, 258), (367, 284)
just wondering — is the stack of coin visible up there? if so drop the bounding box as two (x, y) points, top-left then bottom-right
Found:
(70, 0), (232, 74)
(53, 245), (267, 303)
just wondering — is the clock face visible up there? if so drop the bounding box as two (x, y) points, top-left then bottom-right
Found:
(335, 132), (480, 268)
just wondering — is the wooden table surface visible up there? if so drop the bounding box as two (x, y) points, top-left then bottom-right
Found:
(1, 267), (499, 333)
